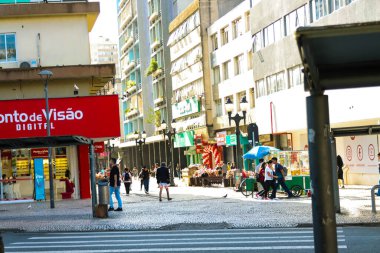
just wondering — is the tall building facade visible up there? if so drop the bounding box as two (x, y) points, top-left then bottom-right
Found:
(207, 0), (255, 167)
(250, 0), (380, 184)
(168, 0), (244, 167)
(117, 0), (176, 169)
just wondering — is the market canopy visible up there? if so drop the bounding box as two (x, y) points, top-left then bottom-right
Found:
(296, 21), (380, 92)
(0, 135), (91, 149)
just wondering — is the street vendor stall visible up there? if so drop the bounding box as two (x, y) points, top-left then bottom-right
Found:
(272, 150), (311, 196)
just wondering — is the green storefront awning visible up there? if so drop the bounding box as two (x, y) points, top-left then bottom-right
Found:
(174, 130), (194, 148)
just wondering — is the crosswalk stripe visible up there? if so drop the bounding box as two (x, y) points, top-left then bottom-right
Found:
(6, 239), (346, 249)
(47, 227), (342, 235)
(28, 230), (343, 240)
(11, 235), (345, 245)
(4, 245), (349, 253)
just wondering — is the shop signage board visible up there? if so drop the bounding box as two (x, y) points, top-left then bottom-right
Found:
(0, 95), (120, 140)
(172, 97), (200, 119)
(226, 134), (249, 146)
(94, 142), (105, 153)
(34, 158), (45, 201)
(31, 148), (48, 158)
(216, 131), (226, 146)
(174, 131), (194, 148)
(336, 135), (379, 174)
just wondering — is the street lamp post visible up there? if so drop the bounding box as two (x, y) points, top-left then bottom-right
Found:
(38, 70), (54, 209)
(105, 141), (115, 165)
(133, 131), (146, 169)
(162, 119), (176, 186)
(225, 96), (249, 171)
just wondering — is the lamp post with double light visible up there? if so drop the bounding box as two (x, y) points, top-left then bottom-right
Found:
(133, 131), (146, 169)
(162, 119), (176, 186)
(38, 70), (54, 209)
(225, 96), (249, 171)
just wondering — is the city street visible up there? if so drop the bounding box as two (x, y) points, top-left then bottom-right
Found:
(1, 227), (352, 253)
(3, 226), (380, 253)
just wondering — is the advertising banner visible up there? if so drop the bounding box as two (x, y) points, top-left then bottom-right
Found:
(216, 131), (226, 146)
(0, 95), (120, 140)
(174, 131), (194, 148)
(34, 158), (45, 201)
(336, 135), (379, 174)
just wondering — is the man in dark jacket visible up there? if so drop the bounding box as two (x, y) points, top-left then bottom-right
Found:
(156, 162), (172, 201)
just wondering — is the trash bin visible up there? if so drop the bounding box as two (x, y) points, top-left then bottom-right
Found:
(98, 180), (109, 205)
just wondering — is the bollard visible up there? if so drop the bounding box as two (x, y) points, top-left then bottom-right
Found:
(371, 185), (380, 213)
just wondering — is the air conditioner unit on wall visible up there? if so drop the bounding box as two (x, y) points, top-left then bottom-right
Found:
(19, 59), (38, 69)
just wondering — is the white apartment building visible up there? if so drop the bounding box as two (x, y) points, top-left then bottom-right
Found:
(251, 0), (380, 184)
(207, 0), (255, 162)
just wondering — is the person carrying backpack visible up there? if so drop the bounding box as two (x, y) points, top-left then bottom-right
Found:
(271, 157), (294, 199)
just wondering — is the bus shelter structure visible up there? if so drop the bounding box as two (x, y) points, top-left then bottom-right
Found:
(296, 21), (380, 253)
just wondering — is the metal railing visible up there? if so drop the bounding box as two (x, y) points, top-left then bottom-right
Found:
(371, 185), (380, 213)
(0, 0), (88, 4)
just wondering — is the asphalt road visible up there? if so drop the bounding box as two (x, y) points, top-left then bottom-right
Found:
(6, 226), (380, 253)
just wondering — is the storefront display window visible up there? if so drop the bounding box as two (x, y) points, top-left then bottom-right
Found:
(271, 151), (310, 176)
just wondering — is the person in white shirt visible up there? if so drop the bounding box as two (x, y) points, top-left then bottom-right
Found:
(264, 160), (277, 200)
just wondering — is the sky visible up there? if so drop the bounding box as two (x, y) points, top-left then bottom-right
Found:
(89, 0), (119, 43)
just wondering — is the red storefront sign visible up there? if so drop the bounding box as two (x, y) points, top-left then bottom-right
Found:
(31, 148), (48, 158)
(94, 142), (105, 153)
(0, 95), (120, 139)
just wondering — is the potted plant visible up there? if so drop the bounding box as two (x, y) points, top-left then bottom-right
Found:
(145, 58), (158, 76)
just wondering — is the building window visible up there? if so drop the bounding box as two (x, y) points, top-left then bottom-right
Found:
(237, 91), (246, 111)
(213, 66), (220, 85)
(211, 33), (218, 51)
(222, 61), (230, 80)
(266, 71), (285, 94)
(263, 19), (282, 47)
(247, 51), (253, 70)
(250, 88), (255, 108)
(255, 79), (265, 98)
(0, 33), (16, 62)
(252, 32), (262, 52)
(232, 18), (243, 39)
(288, 65), (304, 88)
(215, 99), (222, 117)
(221, 26), (229, 46)
(284, 5), (310, 36)
(234, 54), (244, 76)
(245, 12), (251, 32)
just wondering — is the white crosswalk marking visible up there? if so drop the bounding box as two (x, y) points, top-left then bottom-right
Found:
(5, 228), (348, 253)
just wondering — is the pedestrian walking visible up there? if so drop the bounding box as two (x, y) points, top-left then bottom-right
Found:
(122, 167), (132, 195)
(255, 158), (265, 193)
(132, 167), (138, 180)
(141, 166), (150, 194)
(221, 161), (227, 178)
(108, 158), (122, 211)
(271, 157), (294, 199)
(263, 161), (276, 200)
(337, 155), (345, 188)
(156, 162), (172, 201)
(176, 163), (181, 179)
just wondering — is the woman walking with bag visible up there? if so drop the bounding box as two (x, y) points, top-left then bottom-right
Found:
(122, 168), (132, 196)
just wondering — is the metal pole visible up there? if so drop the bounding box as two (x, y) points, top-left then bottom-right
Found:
(371, 185), (379, 213)
(89, 142), (97, 217)
(234, 117), (241, 170)
(44, 78), (55, 209)
(306, 94), (337, 253)
(330, 137), (341, 213)
(139, 142), (143, 167)
(170, 133), (175, 186)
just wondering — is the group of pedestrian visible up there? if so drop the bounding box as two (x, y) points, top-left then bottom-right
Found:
(255, 157), (294, 200)
(107, 158), (173, 212)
